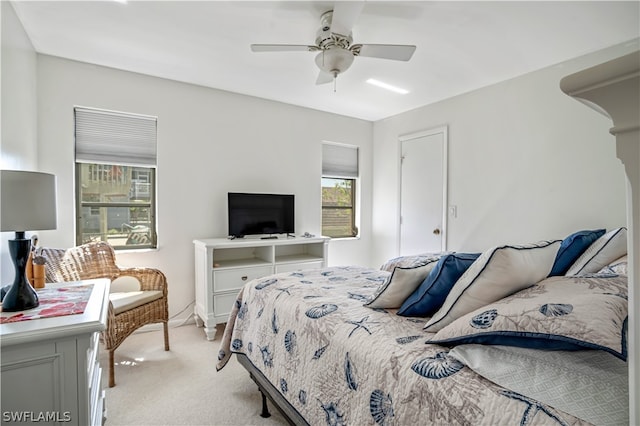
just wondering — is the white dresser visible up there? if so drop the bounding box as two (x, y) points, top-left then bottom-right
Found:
(0, 279), (110, 426)
(193, 236), (329, 340)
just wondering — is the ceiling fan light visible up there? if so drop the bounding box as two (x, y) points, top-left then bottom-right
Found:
(315, 48), (354, 75)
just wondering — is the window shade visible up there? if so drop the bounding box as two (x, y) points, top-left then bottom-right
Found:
(322, 143), (359, 178)
(75, 107), (157, 167)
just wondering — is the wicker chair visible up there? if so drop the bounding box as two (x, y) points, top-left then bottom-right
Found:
(40, 241), (170, 387)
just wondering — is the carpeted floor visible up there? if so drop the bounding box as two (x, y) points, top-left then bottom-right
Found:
(99, 324), (287, 426)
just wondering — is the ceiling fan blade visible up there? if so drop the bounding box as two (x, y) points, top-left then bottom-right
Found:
(330, 1), (365, 37)
(251, 44), (319, 52)
(316, 71), (334, 85)
(354, 44), (416, 61)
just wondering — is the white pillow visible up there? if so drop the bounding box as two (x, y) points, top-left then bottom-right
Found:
(565, 227), (627, 276)
(423, 240), (560, 332)
(110, 275), (141, 293)
(365, 255), (441, 309)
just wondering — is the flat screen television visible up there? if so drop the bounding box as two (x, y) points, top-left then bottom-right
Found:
(228, 192), (295, 238)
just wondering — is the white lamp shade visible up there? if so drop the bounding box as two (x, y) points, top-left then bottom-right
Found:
(1, 170), (57, 232)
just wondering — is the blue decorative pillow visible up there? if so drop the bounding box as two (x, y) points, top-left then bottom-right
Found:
(398, 253), (480, 317)
(549, 229), (605, 276)
(428, 274), (628, 360)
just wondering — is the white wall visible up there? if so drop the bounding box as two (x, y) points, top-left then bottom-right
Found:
(0, 2), (37, 170)
(0, 2), (39, 284)
(34, 55), (373, 321)
(371, 40), (638, 267)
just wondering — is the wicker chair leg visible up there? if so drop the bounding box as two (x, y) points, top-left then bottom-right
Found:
(163, 322), (170, 351)
(109, 350), (115, 388)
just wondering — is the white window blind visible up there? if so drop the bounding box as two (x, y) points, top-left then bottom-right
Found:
(322, 143), (359, 178)
(75, 107), (157, 167)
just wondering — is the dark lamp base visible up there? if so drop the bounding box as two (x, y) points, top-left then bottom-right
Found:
(1, 236), (39, 312)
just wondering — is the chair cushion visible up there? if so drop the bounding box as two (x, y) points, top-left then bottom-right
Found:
(110, 290), (163, 315)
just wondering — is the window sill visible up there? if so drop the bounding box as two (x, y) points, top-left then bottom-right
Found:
(113, 247), (158, 254)
(327, 236), (360, 242)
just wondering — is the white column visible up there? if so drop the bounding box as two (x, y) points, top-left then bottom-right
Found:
(560, 50), (639, 425)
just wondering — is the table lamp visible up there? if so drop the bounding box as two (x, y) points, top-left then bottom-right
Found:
(1, 170), (57, 312)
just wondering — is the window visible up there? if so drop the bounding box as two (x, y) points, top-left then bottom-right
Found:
(321, 142), (358, 238)
(74, 107), (157, 249)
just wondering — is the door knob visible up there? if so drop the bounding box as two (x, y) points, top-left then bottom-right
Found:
(433, 228), (441, 235)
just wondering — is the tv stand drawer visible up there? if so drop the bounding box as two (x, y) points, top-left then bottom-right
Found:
(213, 266), (273, 292)
(275, 261), (323, 274)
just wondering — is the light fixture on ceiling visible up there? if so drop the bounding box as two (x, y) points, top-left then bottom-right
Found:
(315, 47), (355, 91)
(366, 78), (409, 95)
(315, 47), (355, 80)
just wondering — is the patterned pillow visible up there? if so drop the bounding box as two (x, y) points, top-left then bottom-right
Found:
(397, 253), (480, 317)
(366, 254), (442, 309)
(423, 240), (561, 332)
(379, 253), (444, 272)
(566, 227), (627, 276)
(548, 229), (605, 276)
(598, 255), (628, 275)
(429, 274), (628, 360)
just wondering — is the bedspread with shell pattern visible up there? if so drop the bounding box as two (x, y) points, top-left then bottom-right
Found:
(217, 266), (590, 426)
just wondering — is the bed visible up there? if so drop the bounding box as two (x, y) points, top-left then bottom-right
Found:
(216, 229), (629, 425)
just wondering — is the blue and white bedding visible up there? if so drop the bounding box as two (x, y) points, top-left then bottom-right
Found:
(216, 265), (627, 425)
(448, 345), (628, 426)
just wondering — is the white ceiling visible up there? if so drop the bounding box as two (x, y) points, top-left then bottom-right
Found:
(10, 1), (640, 121)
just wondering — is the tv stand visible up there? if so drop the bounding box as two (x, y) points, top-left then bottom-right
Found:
(260, 235), (278, 240)
(193, 236), (329, 340)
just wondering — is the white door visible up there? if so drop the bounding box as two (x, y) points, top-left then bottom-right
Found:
(399, 127), (447, 255)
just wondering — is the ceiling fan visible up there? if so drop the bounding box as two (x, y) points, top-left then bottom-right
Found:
(250, 2), (416, 85)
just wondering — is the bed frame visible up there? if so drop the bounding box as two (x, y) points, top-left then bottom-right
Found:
(237, 354), (309, 426)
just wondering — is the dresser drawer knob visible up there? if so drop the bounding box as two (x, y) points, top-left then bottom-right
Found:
(241, 276), (248, 281)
